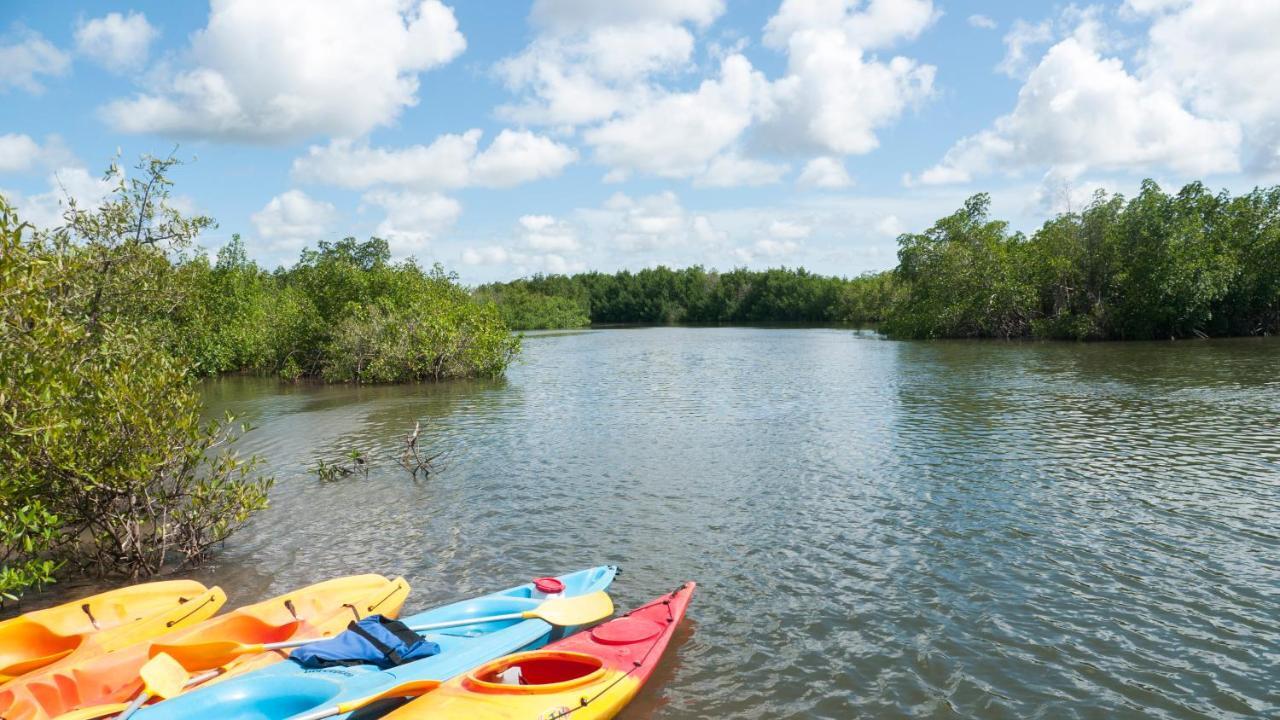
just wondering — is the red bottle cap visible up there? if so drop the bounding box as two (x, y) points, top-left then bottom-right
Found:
(533, 577), (565, 594)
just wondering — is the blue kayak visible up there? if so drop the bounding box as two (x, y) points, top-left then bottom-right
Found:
(130, 566), (618, 720)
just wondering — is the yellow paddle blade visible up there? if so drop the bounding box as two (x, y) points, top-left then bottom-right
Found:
(526, 591), (614, 627)
(139, 653), (190, 700)
(294, 680), (442, 720)
(149, 640), (259, 671)
(335, 680), (442, 714)
(51, 702), (130, 720)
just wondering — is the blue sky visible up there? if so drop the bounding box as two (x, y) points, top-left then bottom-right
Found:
(1, 0), (1275, 282)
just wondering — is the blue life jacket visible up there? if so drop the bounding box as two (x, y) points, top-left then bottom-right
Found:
(289, 615), (441, 669)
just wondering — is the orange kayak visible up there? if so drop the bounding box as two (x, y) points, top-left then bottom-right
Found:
(0, 574), (408, 720)
(0, 576), (217, 681)
(0, 580), (213, 684)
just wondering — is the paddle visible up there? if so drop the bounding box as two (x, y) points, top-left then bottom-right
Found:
(152, 591), (614, 670)
(292, 680), (441, 720)
(115, 653), (189, 719)
(54, 669), (223, 720)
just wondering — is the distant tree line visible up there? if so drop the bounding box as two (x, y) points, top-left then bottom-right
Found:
(481, 180), (1280, 340)
(478, 267), (897, 328)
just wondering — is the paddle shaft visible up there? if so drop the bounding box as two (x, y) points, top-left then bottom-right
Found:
(292, 703), (350, 720)
(114, 692), (148, 720)
(258, 610), (532, 652)
(289, 681), (441, 720)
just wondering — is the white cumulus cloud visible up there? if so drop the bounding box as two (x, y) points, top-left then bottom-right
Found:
(1135, 0), (1280, 171)
(75, 11), (158, 72)
(497, 0), (722, 126)
(10, 166), (118, 229)
(797, 156), (853, 188)
(763, 0), (937, 51)
(756, 0), (937, 155)
(363, 189), (461, 257)
(0, 134), (43, 172)
(470, 130), (580, 187)
(461, 246), (511, 266)
(101, 0), (465, 142)
(997, 19), (1053, 78)
(584, 54), (771, 182)
(697, 153), (790, 188)
(518, 214), (580, 252)
(528, 0), (724, 34)
(916, 13), (1241, 185)
(251, 190), (338, 255)
(292, 129), (576, 190)
(460, 216), (585, 274)
(768, 219), (812, 240)
(498, 0), (939, 184)
(968, 14), (997, 30)
(0, 27), (71, 93)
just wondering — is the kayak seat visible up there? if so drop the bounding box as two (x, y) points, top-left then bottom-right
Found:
(464, 652), (607, 694)
(181, 615), (303, 645)
(216, 673), (343, 717)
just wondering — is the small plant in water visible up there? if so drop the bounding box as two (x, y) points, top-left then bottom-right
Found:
(313, 449), (370, 481)
(399, 421), (446, 478)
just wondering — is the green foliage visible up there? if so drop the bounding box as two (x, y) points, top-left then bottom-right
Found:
(476, 282), (590, 330)
(0, 159), (272, 603)
(888, 183), (1280, 339)
(314, 449), (368, 482)
(886, 194), (1036, 338)
(174, 237), (519, 382)
(480, 266), (892, 327)
(834, 272), (902, 325)
(319, 268), (518, 383)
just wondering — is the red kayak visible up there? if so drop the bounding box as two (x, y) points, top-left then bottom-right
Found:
(382, 582), (696, 719)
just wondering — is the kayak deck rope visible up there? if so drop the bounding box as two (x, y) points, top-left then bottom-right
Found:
(165, 594), (218, 628)
(367, 583), (403, 613)
(550, 583), (691, 719)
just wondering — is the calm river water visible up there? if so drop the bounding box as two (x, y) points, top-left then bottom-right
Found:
(47, 329), (1280, 717)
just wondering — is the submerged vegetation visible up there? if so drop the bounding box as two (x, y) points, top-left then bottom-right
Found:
(484, 180), (1280, 340)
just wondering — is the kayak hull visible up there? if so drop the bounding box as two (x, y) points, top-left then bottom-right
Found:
(0, 581), (211, 684)
(126, 566), (618, 720)
(0, 583), (224, 717)
(382, 582), (695, 720)
(2, 575), (408, 720)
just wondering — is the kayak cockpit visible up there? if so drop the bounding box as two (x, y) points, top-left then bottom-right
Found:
(462, 652), (607, 694)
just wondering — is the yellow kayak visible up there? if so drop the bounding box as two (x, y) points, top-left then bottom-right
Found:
(0, 581), (215, 684)
(4, 575), (409, 720)
(383, 582), (695, 720)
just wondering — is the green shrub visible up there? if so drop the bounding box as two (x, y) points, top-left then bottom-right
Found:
(0, 161), (272, 603)
(322, 279), (519, 383)
(477, 284), (590, 330)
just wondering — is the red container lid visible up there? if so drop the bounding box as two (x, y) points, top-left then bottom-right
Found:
(533, 577), (565, 594)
